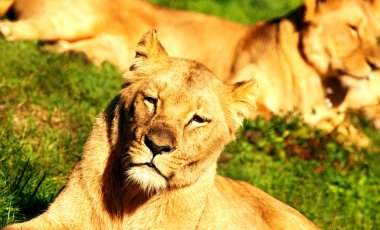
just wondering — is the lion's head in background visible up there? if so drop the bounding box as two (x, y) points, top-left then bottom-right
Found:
(299, 0), (380, 108)
(302, 0), (380, 79)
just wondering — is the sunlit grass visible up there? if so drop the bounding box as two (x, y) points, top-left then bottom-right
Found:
(0, 39), (123, 225)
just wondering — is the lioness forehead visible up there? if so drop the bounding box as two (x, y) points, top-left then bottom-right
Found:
(182, 62), (218, 87)
(128, 58), (228, 121)
(174, 59), (221, 87)
(147, 59), (223, 92)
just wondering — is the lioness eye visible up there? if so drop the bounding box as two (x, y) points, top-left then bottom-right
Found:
(192, 115), (206, 123)
(348, 24), (359, 36)
(144, 96), (157, 111)
(189, 115), (210, 128)
(144, 96), (156, 105)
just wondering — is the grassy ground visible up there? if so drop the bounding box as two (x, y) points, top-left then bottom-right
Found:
(1, 0), (379, 229)
(150, 0), (302, 24)
(0, 40), (123, 224)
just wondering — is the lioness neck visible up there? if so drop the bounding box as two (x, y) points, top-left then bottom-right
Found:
(122, 164), (216, 229)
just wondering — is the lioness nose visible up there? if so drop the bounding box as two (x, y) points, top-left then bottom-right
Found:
(144, 127), (177, 157)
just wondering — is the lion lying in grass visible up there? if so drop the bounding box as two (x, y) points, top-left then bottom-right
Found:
(1, 0), (379, 145)
(2, 30), (319, 230)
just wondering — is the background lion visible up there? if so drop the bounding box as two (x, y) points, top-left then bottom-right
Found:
(2, 30), (319, 230)
(1, 0), (379, 145)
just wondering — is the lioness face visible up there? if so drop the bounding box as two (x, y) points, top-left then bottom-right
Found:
(119, 30), (256, 193)
(124, 62), (230, 192)
(302, 0), (380, 79)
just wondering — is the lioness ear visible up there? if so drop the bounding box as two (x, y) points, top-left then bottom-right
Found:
(135, 29), (168, 60)
(227, 79), (258, 131)
(127, 29), (169, 81)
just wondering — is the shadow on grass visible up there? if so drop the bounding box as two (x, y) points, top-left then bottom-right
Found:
(6, 159), (62, 222)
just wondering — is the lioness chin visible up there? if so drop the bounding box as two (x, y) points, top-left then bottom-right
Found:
(2, 30), (319, 230)
(1, 0), (379, 146)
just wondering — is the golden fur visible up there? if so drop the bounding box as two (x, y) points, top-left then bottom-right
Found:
(1, 0), (379, 145)
(2, 30), (319, 230)
(0, 0), (13, 16)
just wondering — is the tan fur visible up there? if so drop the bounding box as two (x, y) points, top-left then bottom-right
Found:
(0, 0), (14, 16)
(1, 0), (379, 145)
(2, 30), (319, 230)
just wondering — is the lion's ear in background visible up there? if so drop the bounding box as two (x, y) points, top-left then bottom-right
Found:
(304, 0), (318, 21)
(304, 0), (346, 21)
(225, 79), (258, 134)
(370, 0), (380, 9)
(369, 0), (380, 21)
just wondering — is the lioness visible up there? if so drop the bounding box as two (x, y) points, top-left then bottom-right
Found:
(2, 30), (319, 230)
(1, 0), (379, 145)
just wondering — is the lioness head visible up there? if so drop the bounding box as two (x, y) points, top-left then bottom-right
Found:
(302, 0), (380, 79)
(116, 30), (256, 193)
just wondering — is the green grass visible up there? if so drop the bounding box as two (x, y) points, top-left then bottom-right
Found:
(1, 0), (379, 229)
(150, 0), (302, 24)
(220, 114), (380, 229)
(0, 40), (123, 224)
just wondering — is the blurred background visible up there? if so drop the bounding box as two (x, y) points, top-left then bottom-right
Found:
(0, 0), (379, 229)
(150, 0), (302, 23)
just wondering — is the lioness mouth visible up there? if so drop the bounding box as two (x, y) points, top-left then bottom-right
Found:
(130, 162), (169, 180)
